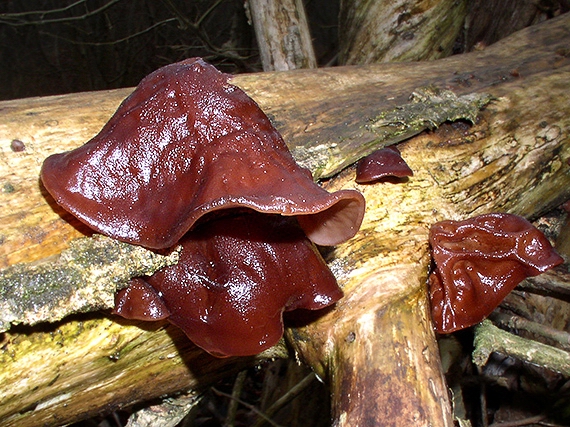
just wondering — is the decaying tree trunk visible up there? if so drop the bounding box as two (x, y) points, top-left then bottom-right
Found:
(464, 0), (560, 51)
(0, 13), (569, 427)
(338, 0), (469, 64)
(247, 0), (316, 71)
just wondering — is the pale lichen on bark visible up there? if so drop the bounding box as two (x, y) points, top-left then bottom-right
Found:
(0, 235), (180, 332)
(291, 87), (492, 179)
(473, 320), (570, 377)
(374, 88), (492, 129)
(125, 391), (202, 427)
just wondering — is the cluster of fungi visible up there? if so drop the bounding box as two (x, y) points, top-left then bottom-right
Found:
(41, 58), (564, 357)
(41, 58), (365, 357)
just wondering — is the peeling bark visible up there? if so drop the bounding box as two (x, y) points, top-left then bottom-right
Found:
(247, 0), (316, 71)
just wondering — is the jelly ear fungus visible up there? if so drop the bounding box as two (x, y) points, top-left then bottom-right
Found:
(40, 57), (364, 250)
(41, 58), (365, 357)
(428, 213), (563, 334)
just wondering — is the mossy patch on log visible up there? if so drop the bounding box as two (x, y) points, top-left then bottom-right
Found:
(0, 235), (179, 332)
(291, 87), (492, 179)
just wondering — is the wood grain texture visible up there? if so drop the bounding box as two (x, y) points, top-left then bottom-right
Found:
(247, 0), (316, 71)
(338, 0), (469, 64)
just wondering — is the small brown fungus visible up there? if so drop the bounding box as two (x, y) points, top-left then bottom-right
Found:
(113, 278), (170, 321)
(41, 58), (364, 357)
(10, 139), (25, 152)
(355, 146), (413, 184)
(428, 213), (564, 334)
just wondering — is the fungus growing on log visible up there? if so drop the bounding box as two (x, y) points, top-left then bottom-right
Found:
(40, 58), (365, 356)
(41, 57), (365, 250)
(355, 146), (413, 184)
(428, 213), (564, 334)
(114, 213), (342, 357)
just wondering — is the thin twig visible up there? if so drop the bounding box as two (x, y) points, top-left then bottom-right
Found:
(253, 372), (317, 427)
(490, 311), (570, 351)
(0, 0), (123, 26)
(224, 370), (248, 427)
(473, 320), (570, 377)
(212, 388), (283, 427)
(195, 0), (225, 28)
(158, 0), (250, 64)
(478, 365), (489, 427)
(0, 0), (89, 18)
(517, 268), (570, 301)
(488, 414), (547, 427)
(39, 18), (177, 46)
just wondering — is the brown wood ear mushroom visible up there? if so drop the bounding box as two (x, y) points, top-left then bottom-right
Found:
(114, 213), (342, 357)
(113, 278), (171, 321)
(40, 57), (365, 250)
(428, 213), (564, 333)
(40, 58), (365, 357)
(355, 146), (413, 184)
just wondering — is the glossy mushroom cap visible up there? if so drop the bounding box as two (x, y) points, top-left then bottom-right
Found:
(113, 278), (170, 321)
(428, 213), (564, 334)
(113, 212), (343, 357)
(355, 146), (413, 184)
(41, 57), (364, 250)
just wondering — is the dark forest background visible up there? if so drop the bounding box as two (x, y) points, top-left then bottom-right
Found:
(1, 0), (567, 101)
(0, 0), (340, 100)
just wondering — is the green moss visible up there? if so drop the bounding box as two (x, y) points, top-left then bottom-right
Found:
(473, 320), (570, 376)
(0, 235), (179, 332)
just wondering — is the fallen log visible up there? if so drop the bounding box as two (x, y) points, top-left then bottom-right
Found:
(0, 12), (569, 427)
